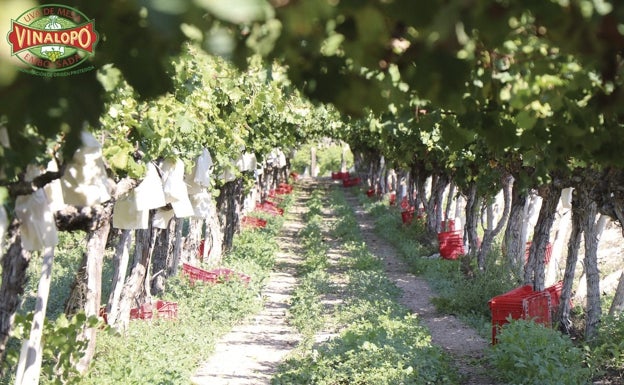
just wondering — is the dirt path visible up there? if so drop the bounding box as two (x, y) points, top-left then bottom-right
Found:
(191, 179), (502, 385)
(190, 188), (310, 385)
(343, 190), (502, 385)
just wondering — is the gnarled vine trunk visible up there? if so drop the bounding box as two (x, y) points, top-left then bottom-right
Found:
(464, 182), (481, 258)
(444, 182), (455, 228)
(503, 183), (527, 277)
(579, 196), (603, 341)
(477, 173), (513, 270)
(202, 206), (224, 266)
(0, 221), (31, 368)
(559, 203), (583, 334)
(217, 177), (245, 253)
(609, 272), (624, 315)
(115, 221), (154, 330)
(524, 183), (561, 292)
(74, 205), (112, 373)
(106, 229), (132, 326)
(430, 173), (448, 234)
(150, 219), (175, 297)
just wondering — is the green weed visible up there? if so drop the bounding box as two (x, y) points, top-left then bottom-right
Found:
(487, 319), (591, 385)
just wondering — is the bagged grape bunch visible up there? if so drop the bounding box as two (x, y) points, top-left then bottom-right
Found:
(60, 131), (112, 206)
(186, 150), (215, 219)
(161, 158), (194, 218)
(193, 148), (213, 187)
(113, 162), (165, 229)
(15, 189), (58, 251)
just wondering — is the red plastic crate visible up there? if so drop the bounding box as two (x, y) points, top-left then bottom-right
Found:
(488, 285), (552, 344)
(440, 219), (455, 232)
(342, 177), (361, 187)
(241, 216), (267, 229)
(331, 171), (349, 180)
(182, 263), (250, 285)
(278, 183), (293, 193)
(523, 291), (552, 325)
(437, 230), (464, 260)
(255, 202), (284, 216)
(182, 263), (219, 283)
(130, 300), (178, 320)
(544, 281), (572, 319)
(524, 242), (553, 264)
(401, 209), (414, 225)
(266, 190), (285, 203)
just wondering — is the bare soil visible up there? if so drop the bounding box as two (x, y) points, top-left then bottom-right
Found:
(190, 188), (308, 385)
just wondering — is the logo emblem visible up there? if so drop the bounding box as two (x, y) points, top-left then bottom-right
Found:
(7, 4), (98, 74)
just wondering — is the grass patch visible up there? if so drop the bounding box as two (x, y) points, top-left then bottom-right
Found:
(488, 319), (591, 385)
(273, 185), (458, 385)
(287, 190), (331, 347)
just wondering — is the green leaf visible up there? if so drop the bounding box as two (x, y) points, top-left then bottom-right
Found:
(516, 110), (537, 130)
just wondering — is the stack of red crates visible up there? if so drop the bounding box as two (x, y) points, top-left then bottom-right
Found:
(241, 216), (267, 229)
(267, 190), (285, 204)
(524, 242), (553, 264)
(437, 230), (464, 260)
(130, 300), (178, 320)
(276, 183), (293, 194)
(182, 263), (251, 285)
(331, 171), (349, 180)
(255, 201), (284, 216)
(488, 284), (555, 344)
(342, 177), (361, 187)
(440, 219), (455, 232)
(401, 207), (415, 225)
(182, 262), (219, 283)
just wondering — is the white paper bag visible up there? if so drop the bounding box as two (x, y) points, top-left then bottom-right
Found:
(190, 190), (213, 218)
(43, 160), (65, 212)
(161, 158), (187, 203)
(235, 155), (245, 172)
(276, 149), (287, 168)
(185, 162), (207, 195)
(243, 152), (257, 171)
(561, 187), (573, 209)
(266, 150), (277, 167)
(171, 199), (195, 218)
(15, 189), (58, 250)
(161, 158), (194, 217)
(134, 163), (166, 211)
(220, 161), (237, 183)
(61, 131), (111, 206)
(194, 148), (213, 187)
(153, 208), (175, 229)
(112, 190), (149, 229)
